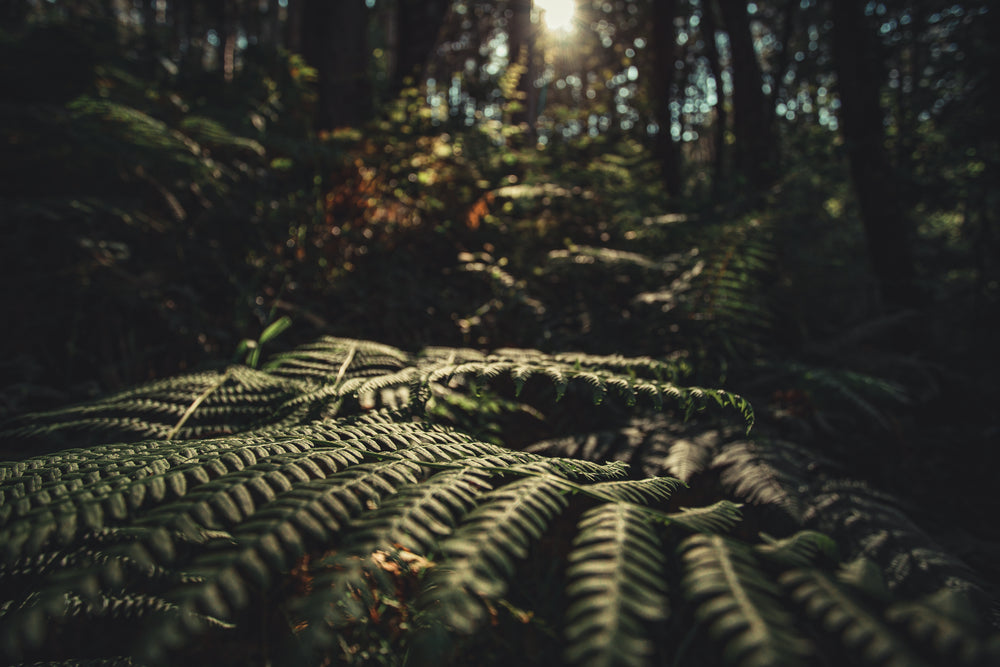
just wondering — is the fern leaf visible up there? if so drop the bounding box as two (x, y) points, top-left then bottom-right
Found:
(563, 503), (669, 667)
(332, 469), (489, 557)
(886, 588), (1000, 665)
(754, 531), (838, 568)
(662, 436), (716, 483)
(586, 476), (684, 505)
(666, 500), (742, 533)
(417, 475), (570, 634)
(780, 567), (928, 667)
(680, 533), (811, 667)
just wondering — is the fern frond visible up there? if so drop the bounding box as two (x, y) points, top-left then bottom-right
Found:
(666, 500), (743, 534)
(662, 433), (718, 482)
(417, 475), (571, 634)
(585, 476), (684, 505)
(563, 503), (669, 667)
(1, 369), (308, 446)
(713, 439), (822, 521)
(680, 533), (811, 667)
(331, 469), (489, 558)
(886, 588), (1000, 665)
(780, 566), (927, 667)
(754, 530), (839, 568)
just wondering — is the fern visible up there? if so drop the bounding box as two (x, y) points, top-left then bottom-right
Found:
(563, 503), (670, 667)
(1, 336), (995, 665)
(680, 533), (812, 667)
(780, 566), (928, 667)
(416, 474), (572, 634)
(886, 588), (1000, 665)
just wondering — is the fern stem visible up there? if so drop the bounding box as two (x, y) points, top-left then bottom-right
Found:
(165, 369), (232, 440)
(332, 344), (357, 388)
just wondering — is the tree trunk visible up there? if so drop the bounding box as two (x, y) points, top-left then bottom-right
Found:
(221, 0), (238, 83)
(392, 0), (450, 93)
(650, 0), (683, 195)
(832, 1), (917, 308)
(285, 0), (303, 54)
(301, 0), (371, 129)
(142, 0), (158, 73)
(699, 1), (727, 193)
(715, 0), (776, 193)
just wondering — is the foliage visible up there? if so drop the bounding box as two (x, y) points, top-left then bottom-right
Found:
(3, 3), (1000, 666)
(2, 337), (998, 666)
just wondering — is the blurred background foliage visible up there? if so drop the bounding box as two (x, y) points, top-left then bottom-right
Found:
(1, 0), (998, 581)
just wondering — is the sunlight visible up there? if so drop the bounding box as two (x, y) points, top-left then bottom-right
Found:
(535, 0), (576, 32)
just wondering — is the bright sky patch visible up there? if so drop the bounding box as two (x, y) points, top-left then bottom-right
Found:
(535, 0), (576, 32)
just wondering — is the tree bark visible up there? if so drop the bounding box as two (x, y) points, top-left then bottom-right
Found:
(699, 1), (727, 192)
(650, 0), (683, 195)
(715, 0), (777, 192)
(832, 1), (917, 308)
(301, 0), (372, 129)
(392, 0), (450, 93)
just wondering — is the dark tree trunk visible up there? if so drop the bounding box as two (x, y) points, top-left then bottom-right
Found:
(142, 0), (158, 72)
(832, 1), (917, 308)
(221, 0), (238, 83)
(260, 0), (282, 50)
(715, 0), (777, 192)
(301, 0), (371, 129)
(650, 0), (683, 195)
(392, 0), (450, 93)
(699, 1), (727, 192)
(1, 1), (27, 27)
(286, 0), (303, 54)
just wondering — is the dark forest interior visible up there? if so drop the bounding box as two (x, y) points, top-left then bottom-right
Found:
(1, 1), (998, 665)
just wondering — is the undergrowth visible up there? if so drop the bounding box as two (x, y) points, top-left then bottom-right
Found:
(2, 337), (997, 666)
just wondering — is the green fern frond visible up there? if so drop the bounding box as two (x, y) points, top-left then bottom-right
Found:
(662, 433), (717, 482)
(713, 439), (821, 521)
(754, 530), (839, 568)
(837, 557), (892, 602)
(666, 500), (743, 533)
(330, 469), (490, 558)
(680, 533), (812, 667)
(416, 475), (571, 634)
(886, 588), (1000, 665)
(586, 476), (684, 505)
(780, 566), (927, 667)
(563, 503), (669, 667)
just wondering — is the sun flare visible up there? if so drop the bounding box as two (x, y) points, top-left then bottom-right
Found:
(535, 0), (576, 32)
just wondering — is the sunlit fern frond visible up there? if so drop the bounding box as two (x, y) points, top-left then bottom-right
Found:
(586, 476), (685, 505)
(416, 347), (753, 428)
(680, 533), (812, 667)
(712, 439), (828, 522)
(546, 245), (672, 278)
(0, 367), (309, 447)
(563, 502), (670, 667)
(661, 429), (722, 483)
(1, 338), (754, 456)
(666, 500), (743, 534)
